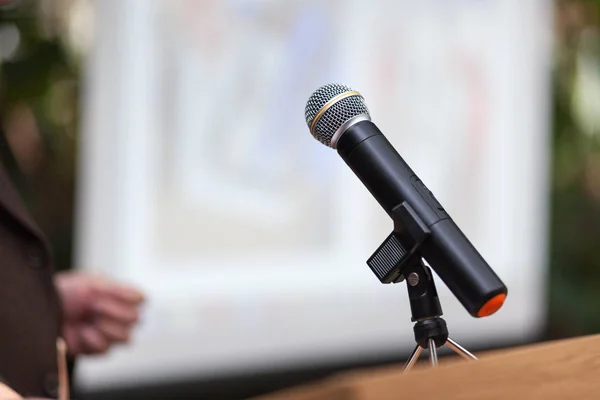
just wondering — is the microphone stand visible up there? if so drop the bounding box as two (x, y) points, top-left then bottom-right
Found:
(402, 258), (477, 372)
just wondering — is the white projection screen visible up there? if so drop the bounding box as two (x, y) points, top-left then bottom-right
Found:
(74, 0), (552, 390)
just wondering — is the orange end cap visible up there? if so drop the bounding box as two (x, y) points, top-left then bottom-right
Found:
(477, 293), (506, 317)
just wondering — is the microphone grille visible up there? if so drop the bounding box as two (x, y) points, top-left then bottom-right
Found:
(305, 83), (370, 147)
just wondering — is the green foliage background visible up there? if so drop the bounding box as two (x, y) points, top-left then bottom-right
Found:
(547, 0), (600, 338)
(0, 0), (79, 273)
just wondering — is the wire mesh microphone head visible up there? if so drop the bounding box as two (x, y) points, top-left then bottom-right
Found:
(305, 83), (370, 148)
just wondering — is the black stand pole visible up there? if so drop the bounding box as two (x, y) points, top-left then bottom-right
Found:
(402, 258), (478, 372)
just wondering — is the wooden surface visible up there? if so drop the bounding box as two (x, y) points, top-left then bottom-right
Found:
(253, 335), (600, 400)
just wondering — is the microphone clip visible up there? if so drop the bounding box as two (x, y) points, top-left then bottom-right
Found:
(366, 201), (431, 283)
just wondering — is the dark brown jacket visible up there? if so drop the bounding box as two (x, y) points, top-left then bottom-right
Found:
(0, 160), (62, 398)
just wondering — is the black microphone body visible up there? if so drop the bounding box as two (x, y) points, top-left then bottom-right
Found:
(336, 120), (507, 318)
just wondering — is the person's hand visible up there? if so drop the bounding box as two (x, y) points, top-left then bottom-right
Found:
(0, 381), (22, 399)
(0, 382), (49, 399)
(54, 271), (145, 356)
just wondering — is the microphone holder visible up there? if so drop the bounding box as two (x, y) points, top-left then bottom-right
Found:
(363, 202), (478, 371)
(401, 258), (477, 372)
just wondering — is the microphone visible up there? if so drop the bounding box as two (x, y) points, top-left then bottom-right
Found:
(304, 83), (507, 318)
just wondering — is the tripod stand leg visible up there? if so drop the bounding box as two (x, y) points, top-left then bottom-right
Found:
(428, 338), (438, 366)
(404, 344), (422, 372)
(446, 337), (478, 360)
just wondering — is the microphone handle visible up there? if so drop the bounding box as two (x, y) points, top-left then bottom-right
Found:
(336, 120), (507, 317)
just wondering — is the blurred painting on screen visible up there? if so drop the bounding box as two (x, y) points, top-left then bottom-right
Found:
(75, 0), (551, 390)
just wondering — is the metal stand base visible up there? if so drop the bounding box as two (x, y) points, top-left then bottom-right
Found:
(404, 337), (477, 372)
(400, 259), (478, 372)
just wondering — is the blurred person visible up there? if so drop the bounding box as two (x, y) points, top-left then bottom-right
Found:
(0, 154), (145, 399)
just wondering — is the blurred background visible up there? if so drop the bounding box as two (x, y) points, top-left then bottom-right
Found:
(0, 0), (597, 398)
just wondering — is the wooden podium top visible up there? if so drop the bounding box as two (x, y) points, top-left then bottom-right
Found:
(253, 335), (600, 400)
